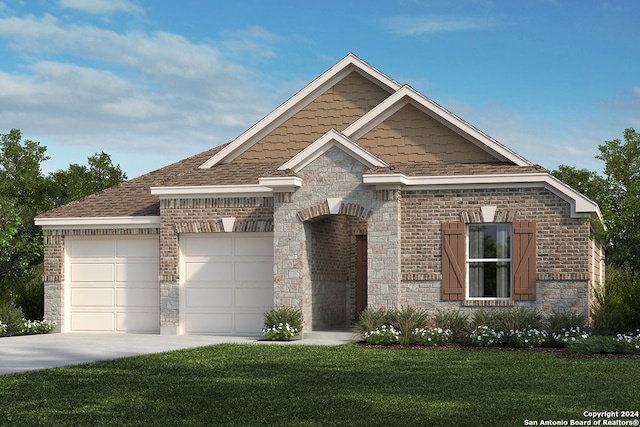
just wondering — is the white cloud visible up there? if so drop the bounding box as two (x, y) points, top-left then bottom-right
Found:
(58, 0), (143, 15)
(380, 15), (497, 37)
(0, 13), (280, 176)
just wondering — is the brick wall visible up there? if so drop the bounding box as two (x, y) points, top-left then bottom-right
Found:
(41, 227), (159, 332)
(273, 146), (399, 331)
(399, 187), (593, 317)
(157, 196), (274, 332)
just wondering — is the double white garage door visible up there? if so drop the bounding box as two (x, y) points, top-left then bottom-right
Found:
(66, 233), (273, 334)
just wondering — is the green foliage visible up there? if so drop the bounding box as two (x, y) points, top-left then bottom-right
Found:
(544, 310), (587, 334)
(0, 301), (24, 336)
(591, 266), (640, 334)
(2, 344), (639, 426)
(12, 265), (44, 321)
(363, 324), (400, 345)
(388, 306), (429, 345)
(413, 327), (452, 346)
(353, 307), (390, 338)
(262, 306), (303, 340)
(566, 334), (640, 355)
(433, 309), (470, 343)
(0, 129), (126, 319)
(471, 308), (543, 332)
(48, 151), (127, 207)
(597, 128), (640, 271)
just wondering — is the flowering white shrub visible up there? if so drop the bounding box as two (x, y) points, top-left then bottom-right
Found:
(21, 319), (56, 335)
(468, 326), (504, 347)
(262, 322), (299, 341)
(615, 331), (640, 354)
(414, 327), (452, 346)
(506, 329), (548, 348)
(550, 327), (590, 347)
(0, 321), (7, 336)
(364, 325), (400, 345)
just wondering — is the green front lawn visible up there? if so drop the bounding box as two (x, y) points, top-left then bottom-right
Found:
(1, 344), (637, 426)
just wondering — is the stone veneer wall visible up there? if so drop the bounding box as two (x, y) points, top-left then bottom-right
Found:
(273, 146), (400, 331)
(400, 188), (593, 318)
(42, 227), (159, 332)
(158, 197), (274, 334)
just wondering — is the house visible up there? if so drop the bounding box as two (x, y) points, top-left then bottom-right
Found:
(35, 53), (605, 335)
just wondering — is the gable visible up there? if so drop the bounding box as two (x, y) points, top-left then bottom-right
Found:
(234, 71), (391, 163)
(356, 103), (502, 164)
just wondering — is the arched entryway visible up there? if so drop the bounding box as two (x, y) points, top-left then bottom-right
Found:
(299, 201), (368, 330)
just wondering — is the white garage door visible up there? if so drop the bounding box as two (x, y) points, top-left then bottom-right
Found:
(66, 236), (160, 333)
(180, 233), (274, 335)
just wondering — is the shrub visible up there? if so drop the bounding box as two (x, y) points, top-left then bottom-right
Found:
(364, 325), (399, 345)
(389, 306), (429, 345)
(0, 301), (25, 336)
(566, 335), (637, 355)
(468, 326), (504, 347)
(14, 265), (45, 321)
(504, 329), (548, 348)
(414, 327), (452, 346)
(0, 321), (7, 336)
(549, 327), (590, 348)
(471, 308), (543, 332)
(591, 267), (640, 335)
(354, 307), (389, 339)
(433, 309), (469, 343)
(262, 306), (303, 341)
(21, 319), (56, 335)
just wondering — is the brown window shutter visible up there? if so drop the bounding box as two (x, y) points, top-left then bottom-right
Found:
(512, 221), (537, 300)
(442, 222), (465, 301)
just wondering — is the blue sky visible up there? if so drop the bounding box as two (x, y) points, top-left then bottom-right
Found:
(0, 0), (638, 178)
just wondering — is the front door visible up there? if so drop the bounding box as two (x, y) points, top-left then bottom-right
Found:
(355, 235), (367, 317)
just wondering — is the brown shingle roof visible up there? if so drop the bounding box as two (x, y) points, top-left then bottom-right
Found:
(37, 145), (230, 218)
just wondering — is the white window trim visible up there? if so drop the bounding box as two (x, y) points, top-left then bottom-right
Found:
(465, 223), (513, 301)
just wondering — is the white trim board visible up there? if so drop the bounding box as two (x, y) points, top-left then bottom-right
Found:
(363, 172), (602, 220)
(35, 216), (161, 229)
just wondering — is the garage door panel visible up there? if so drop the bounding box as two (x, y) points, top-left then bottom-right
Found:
(116, 312), (159, 333)
(116, 262), (159, 283)
(116, 287), (159, 308)
(66, 236), (159, 333)
(117, 238), (159, 257)
(235, 261), (273, 282)
(184, 236), (233, 257)
(185, 287), (233, 308)
(185, 261), (233, 282)
(71, 288), (115, 307)
(70, 312), (114, 332)
(235, 287), (273, 308)
(181, 233), (273, 335)
(185, 313), (233, 334)
(235, 313), (265, 334)
(70, 263), (115, 282)
(69, 239), (114, 258)
(235, 236), (274, 257)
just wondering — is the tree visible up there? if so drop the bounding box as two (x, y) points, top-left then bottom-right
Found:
(551, 164), (609, 209)
(596, 128), (640, 272)
(0, 129), (127, 318)
(48, 151), (127, 207)
(553, 128), (640, 272)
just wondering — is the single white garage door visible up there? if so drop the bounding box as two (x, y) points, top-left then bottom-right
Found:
(180, 233), (274, 335)
(66, 236), (160, 333)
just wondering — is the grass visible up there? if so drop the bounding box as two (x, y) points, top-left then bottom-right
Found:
(1, 344), (638, 426)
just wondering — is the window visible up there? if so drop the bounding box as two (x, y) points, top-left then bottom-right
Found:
(467, 224), (511, 299)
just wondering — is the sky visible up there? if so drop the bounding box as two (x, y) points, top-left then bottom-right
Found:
(0, 0), (638, 179)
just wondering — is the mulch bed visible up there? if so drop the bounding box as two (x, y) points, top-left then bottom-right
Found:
(356, 342), (640, 359)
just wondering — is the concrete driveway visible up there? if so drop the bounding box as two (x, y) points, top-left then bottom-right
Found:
(0, 331), (355, 375)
